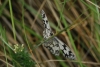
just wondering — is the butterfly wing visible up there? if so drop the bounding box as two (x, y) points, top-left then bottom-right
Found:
(43, 37), (60, 56)
(41, 10), (53, 39)
(41, 10), (60, 56)
(55, 37), (75, 60)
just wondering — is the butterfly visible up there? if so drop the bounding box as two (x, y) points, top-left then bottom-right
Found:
(41, 10), (75, 60)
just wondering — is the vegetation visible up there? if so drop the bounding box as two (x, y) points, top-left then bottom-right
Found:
(0, 0), (100, 67)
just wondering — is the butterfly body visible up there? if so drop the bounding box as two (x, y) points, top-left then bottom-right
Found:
(41, 10), (75, 60)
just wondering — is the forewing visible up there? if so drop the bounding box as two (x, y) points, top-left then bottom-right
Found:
(41, 10), (60, 55)
(41, 10), (53, 39)
(55, 37), (75, 60)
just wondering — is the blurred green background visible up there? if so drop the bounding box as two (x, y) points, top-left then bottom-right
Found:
(0, 0), (100, 67)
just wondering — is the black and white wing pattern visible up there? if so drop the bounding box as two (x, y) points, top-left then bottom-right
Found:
(41, 10), (75, 60)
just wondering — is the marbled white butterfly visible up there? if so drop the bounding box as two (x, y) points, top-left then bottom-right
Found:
(41, 10), (75, 60)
